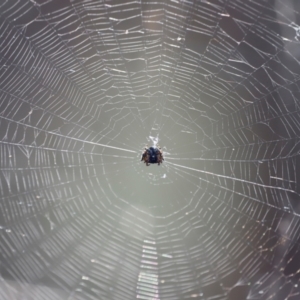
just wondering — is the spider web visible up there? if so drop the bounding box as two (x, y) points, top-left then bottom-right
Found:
(1, 0), (300, 299)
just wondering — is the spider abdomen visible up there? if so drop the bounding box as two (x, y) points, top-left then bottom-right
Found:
(141, 146), (164, 166)
(149, 147), (159, 163)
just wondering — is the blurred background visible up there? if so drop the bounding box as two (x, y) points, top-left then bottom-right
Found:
(1, 0), (300, 299)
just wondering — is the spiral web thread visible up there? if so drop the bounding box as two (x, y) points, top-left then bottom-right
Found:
(1, 0), (300, 299)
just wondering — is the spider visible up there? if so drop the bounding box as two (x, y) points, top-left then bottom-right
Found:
(141, 145), (164, 166)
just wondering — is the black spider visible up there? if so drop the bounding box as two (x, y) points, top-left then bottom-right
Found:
(141, 145), (164, 166)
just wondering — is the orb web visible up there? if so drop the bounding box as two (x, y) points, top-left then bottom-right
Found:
(1, 0), (300, 299)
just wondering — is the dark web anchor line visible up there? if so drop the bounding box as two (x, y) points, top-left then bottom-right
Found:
(165, 161), (298, 195)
